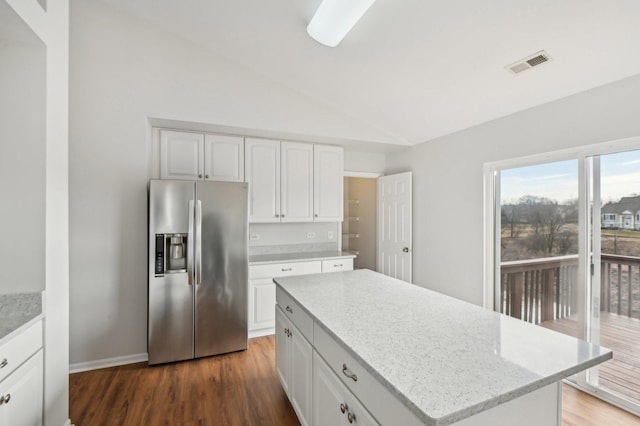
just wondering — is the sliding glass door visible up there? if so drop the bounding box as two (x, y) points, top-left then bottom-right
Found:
(492, 147), (640, 414)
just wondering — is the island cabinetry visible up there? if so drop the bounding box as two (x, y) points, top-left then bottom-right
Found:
(314, 324), (422, 426)
(248, 261), (321, 334)
(276, 306), (313, 426)
(0, 320), (44, 426)
(159, 130), (244, 182)
(313, 351), (378, 426)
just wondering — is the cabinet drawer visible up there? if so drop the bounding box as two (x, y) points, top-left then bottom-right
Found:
(276, 287), (314, 343)
(250, 261), (321, 279)
(314, 324), (422, 426)
(321, 258), (353, 272)
(0, 320), (43, 383)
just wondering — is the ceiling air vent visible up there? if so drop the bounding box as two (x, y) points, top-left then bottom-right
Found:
(506, 50), (552, 75)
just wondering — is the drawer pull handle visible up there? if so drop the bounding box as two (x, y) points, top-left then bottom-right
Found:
(285, 305), (293, 314)
(340, 402), (348, 414)
(342, 364), (358, 381)
(347, 411), (356, 423)
(0, 394), (10, 405)
(0, 358), (7, 368)
(281, 268), (292, 272)
(334, 264), (343, 267)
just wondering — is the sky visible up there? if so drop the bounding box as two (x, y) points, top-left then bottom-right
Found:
(501, 149), (640, 205)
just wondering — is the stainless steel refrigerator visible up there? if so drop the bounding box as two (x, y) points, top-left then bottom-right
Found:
(148, 179), (248, 365)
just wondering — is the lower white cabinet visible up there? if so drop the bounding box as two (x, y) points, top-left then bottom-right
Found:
(249, 259), (352, 335)
(0, 349), (43, 426)
(0, 320), (44, 426)
(313, 351), (378, 426)
(276, 307), (313, 426)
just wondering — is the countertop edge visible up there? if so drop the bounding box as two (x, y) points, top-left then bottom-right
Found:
(274, 279), (613, 426)
(0, 313), (45, 348)
(249, 252), (356, 266)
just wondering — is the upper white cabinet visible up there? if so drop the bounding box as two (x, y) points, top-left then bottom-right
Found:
(314, 144), (344, 221)
(160, 130), (244, 182)
(204, 134), (245, 182)
(245, 138), (342, 223)
(245, 138), (281, 222)
(281, 142), (313, 222)
(245, 139), (315, 223)
(160, 130), (204, 180)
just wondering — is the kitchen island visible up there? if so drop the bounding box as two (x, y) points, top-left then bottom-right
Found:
(274, 269), (612, 426)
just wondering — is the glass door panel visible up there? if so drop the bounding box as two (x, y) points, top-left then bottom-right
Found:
(497, 160), (582, 337)
(588, 150), (640, 406)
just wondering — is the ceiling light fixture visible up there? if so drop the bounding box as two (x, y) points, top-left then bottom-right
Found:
(307, 0), (377, 47)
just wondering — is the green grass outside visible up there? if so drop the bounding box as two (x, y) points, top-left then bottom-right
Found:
(601, 229), (640, 238)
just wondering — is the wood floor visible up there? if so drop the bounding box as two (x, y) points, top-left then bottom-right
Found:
(70, 336), (640, 426)
(543, 312), (640, 403)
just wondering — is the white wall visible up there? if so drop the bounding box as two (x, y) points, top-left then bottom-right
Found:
(69, 0), (391, 364)
(0, 32), (45, 294)
(4, 0), (70, 425)
(386, 73), (640, 306)
(344, 150), (386, 174)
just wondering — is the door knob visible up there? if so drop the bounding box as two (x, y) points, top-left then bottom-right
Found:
(403, 247), (409, 253)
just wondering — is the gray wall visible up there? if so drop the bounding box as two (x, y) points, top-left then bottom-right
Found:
(386, 73), (640, 306)
(0, 22), (46, 293)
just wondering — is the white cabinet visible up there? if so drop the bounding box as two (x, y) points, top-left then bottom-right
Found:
(276, 307), (313, 426)
(321, 258), (354, 272)
(313, 351), (378, 426)
(0, 320), (44, 426)
(314, 144), (344, 222)
(160, 130), (204, 180)
(281, 142), (313, 222)
(245, 138), (280, 222)
(0, 350), (43, 426)
(160, 130), (244, 181)
(203, 134), (244, 182)
(245, 139), (313, 223)
(248, 261), (322, 334)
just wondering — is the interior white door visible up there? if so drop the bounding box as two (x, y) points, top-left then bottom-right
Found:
(377, 172), (412, 282)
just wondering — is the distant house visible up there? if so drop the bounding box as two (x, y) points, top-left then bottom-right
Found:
(601, 196), (640, 229)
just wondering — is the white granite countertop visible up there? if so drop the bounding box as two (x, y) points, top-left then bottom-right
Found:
(274, 269), (612, 426)
(249, 250), (356, 265)
(0, 292), (44, 347)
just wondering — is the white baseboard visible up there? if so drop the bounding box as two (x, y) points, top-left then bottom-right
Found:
(249, 328), (275, 339)
(64, 419), (72, 426)
(69, 352), (148, 374)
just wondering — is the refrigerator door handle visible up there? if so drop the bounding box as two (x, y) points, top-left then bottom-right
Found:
(195, 200), (203, 285)
(187, 200), (195, 286)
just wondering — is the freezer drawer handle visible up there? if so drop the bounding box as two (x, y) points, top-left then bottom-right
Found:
(342, 364), (358, 381)
(285, 305), (293, 314)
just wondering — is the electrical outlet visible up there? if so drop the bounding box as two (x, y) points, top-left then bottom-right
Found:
(307, 232), (316, 239)
(328, 231), (334, 239)
(249, 234), (260, 241)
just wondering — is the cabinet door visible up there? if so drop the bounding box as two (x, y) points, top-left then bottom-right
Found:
(314, 145), (344, 222)
(245, 139), (280, 222)
(275, 307), (290, 396)
(281, 142), (313, 222)
(313, 351), (378, 426)
(248, 278), (276, 331)
(0, 350), (43, 426)
(203, 134), (244, 182)
(290, 326), (313, 426)
(160, 130), (204, 180)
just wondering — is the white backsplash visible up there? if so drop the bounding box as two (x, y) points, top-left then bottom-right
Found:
(248, 222), (339, 255)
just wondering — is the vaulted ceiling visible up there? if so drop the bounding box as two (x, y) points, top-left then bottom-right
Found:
(99, 0), (640, 147)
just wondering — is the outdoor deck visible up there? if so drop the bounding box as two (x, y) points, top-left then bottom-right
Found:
(542, 312), (640, 404)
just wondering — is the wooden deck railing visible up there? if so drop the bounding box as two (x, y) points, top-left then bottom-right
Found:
(500, 255), (579, 324)
(501, 254), (640, 323)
